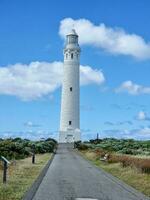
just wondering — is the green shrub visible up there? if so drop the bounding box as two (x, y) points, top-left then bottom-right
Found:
(77, 143), (89, 150)
(0, 138), (57, 160)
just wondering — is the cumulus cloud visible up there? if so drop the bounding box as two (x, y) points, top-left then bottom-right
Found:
(80, 65), (104, 85)
(1, 127), (150, 140)
(102, 127), (150, 140)
(0, 130), (58, 140)
(136, 111), (146, 120)
(138, 127), (150, 135)
(104, 121), (114, 126)
(0, 61), (104, 100)
(104, 120), (133, 126)
(136, 111), (150, 121)
(24, 121), (41, 127)
(116, 81), (150, 95)
(59, 18), (150, 60)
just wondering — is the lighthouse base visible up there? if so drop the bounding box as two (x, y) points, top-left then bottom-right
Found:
(59, 129), (81, 143)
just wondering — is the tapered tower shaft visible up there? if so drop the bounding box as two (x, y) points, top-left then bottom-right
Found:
(59, 29), (81, 143)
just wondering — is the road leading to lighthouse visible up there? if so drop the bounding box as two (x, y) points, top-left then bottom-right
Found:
(32, 144), (149, 200)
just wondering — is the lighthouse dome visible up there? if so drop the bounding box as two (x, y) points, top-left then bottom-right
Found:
(67, 29), (78, 36)
(65, 29), (80, 51)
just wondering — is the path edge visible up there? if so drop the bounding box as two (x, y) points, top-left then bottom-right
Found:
(75, 149), (150, 200)
(22, 152), (55, 200)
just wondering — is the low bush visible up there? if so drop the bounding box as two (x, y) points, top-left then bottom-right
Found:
(77, 139), (150, 174)
(85, 138), (150, 156)
(138, 159), (150, 174)
(74, 140), (82, 149)
(90, 148), (150, 174)
(75, 142), (89, 150)
(0, 137), (57, 160)
(77, 143), (89, 150)
(119, 156), (134, 167)
(107, 154), (122, 164)
(95, 148), (106, 158)
(119, 156), (150, 174)
(89, 139), (102, 144)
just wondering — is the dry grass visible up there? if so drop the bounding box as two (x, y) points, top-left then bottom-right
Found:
(85, 149), (150, 174)
(0, 153), (51, 200)
(80, 150), (150, 197)
(107, 154), (150, 173)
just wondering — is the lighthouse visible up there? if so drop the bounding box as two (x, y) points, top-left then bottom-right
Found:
(59, 29), (81, 143)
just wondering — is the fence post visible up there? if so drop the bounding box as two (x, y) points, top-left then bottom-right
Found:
(3, 161), (7, 183)
(32, 153), (35, 164)
(1, 156), (10, 184)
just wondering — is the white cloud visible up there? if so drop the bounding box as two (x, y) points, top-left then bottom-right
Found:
(101, 127), (150, 140)
(1, 127), (150, 140)
(137, 111), (146, 120)
(136, 111), (150, 121)
(0, 61), (105, 100)
(24, 121), (33, 127)
(137, 127), (150, 135)
(59, 18), (150, 60)
(0, 130), (58, 140)
(104, 120), (133, 126)
(0, 61), (62, 100)
(24, 121), (41, 127)
(80, 65), (105, 85)
(116, 81), (150, 95)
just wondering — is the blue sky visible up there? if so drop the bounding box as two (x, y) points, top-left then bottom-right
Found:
(0, 0), (150, 140)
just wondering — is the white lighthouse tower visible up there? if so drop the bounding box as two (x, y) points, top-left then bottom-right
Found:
(59, 29), (81, 143)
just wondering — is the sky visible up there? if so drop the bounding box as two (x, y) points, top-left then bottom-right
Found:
(0, 0), (150, 140)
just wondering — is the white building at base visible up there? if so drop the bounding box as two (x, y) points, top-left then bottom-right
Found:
(59, 29), (81, 143)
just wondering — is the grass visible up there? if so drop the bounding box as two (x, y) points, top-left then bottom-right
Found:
(0, 153), (51, 200)
(79, 150), (150, 197)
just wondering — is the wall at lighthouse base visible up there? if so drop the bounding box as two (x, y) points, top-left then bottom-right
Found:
(59, 129), (81, 143)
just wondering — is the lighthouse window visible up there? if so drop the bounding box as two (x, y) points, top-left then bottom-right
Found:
(70, 87), (72, 91)
(66, 54), (68, 59)
(69, 121), (72, 125)
(71, 53), (73, 59)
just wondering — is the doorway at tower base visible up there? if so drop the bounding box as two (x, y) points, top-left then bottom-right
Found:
(59, 129), (81, 143)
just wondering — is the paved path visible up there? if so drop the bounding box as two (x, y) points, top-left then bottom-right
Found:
(33, 144), (149, 200)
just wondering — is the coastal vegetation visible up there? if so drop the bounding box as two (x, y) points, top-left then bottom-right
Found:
(75, 138), (150, 196)
(0, 137), (57, 160)
(0, 153), (51, 200)
(0, 138), (57, 200)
